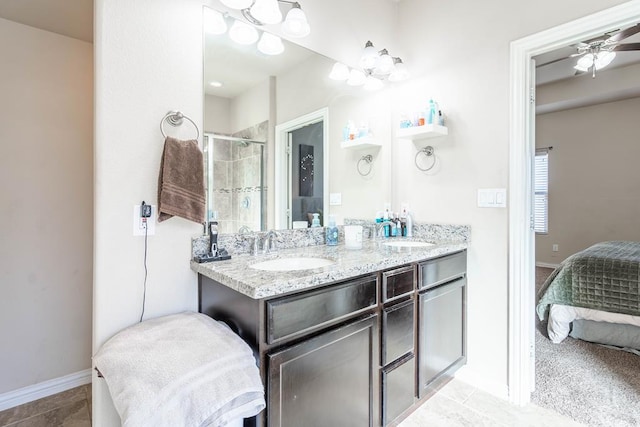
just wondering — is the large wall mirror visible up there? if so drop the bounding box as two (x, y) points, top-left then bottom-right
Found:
(203, 3), (394, 234)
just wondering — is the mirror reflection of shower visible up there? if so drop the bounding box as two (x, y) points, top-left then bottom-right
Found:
(204, 133), (266, 234)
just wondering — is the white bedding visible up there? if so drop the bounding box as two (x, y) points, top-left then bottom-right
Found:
(547, 304), (640, 343)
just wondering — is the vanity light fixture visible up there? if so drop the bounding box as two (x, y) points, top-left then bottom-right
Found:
(257, 32), (285, 55)
(228, 20), (260, 45)
(204, 8), (228, 34)
(329, 40), (409, 90)
(223, 0), (311, 38)
(209, 81), (223, 87)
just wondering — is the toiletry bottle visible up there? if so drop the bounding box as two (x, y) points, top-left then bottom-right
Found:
(311, 213), (321, 227)
(405, 211), (413, 237)
(438, 110), (444, 126)
(427, 99), (437, 125)
(326, 215), (338, 246)
(383, 209), (390, 237)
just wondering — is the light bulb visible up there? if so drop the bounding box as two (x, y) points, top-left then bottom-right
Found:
(359, 41), (378, 70)
(575, 53), (594, 71)
(388, 58), (409, 82)
(282, 6), (310, 38)
(346, 69), (366, 86)
(250, 0), (282, 25)
(329, 62), (350, 81)
(257, 32), (284, 55)
(228, 20), (259, 45)
(220, 0), (253, 9)
(594, 50), (616, 69)
(364, 76), (384, 91)
(204, 8), (227, 35)
(374, 49), (394, 75)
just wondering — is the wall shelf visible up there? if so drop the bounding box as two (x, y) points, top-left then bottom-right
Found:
(340, 136), (381, 151)
(396, 124), (448, 141)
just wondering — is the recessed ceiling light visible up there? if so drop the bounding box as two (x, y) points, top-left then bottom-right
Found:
(209, 81), (223, 87)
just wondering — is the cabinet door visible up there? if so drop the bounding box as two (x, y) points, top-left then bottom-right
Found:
(418, 278), (465, 397)
(268, 315), (377, 427)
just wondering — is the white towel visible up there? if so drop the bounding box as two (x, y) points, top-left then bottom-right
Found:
(93, 312), (265, 427)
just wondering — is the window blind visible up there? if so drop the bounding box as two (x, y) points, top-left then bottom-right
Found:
(534, 150), (549, 234)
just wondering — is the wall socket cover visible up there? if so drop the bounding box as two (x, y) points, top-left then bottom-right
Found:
(133, 204), (156, 236)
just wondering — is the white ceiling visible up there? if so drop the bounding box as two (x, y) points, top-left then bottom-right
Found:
(0, 0), (93, 42)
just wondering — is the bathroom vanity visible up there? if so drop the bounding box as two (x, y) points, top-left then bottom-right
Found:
(192, 239), (467, 427)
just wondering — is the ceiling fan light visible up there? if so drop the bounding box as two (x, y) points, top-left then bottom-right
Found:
(346, 69), (366, 86)
(329, 62), (350, 81)
(257, 32), (284, 55)
(281, 6), (310, 38)
(363, 76), (384, 91)
(359, 41), (379, 70)
(204, 8), (227, 35)
(220, 0), (253, 9)
(229, 20), (259, 45)
(575, 53), (594, 70)
(594, 51), (616, 69)
(250, 0), (283, 25)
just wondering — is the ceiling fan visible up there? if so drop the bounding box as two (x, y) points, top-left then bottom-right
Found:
(539, 23), (640, 78)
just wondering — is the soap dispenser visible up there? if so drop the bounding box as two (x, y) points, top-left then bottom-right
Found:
(326, 215), (338, 246)
(311, 213), (321, 227)
(405, 210), (413, 237)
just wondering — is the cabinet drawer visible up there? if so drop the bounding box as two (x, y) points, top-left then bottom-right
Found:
(419, 250), (466, 289)
(382, 298), (414, 366)
(266, 275), (377, 344)
(382, 265), (415, 303)
(382, 354), (415, 426)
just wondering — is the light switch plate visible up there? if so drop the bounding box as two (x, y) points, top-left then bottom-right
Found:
(133, 205), (156, 236)
(329, 193), (342, 206)
(478, 188), (507, 208)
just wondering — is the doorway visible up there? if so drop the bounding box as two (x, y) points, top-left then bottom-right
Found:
(274, 108), (329, 229)
(508, 1), (640, 405)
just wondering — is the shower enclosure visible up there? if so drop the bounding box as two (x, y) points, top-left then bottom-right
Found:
(204, 133), (266, 234)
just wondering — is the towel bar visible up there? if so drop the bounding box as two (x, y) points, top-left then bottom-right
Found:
(160, 111), (200, 140)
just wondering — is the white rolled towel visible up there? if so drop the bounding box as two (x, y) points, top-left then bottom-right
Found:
(94, 311), (265, 427)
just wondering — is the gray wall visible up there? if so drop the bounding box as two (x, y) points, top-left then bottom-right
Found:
(536, 96), (640, 264)
(0, 18), (93, 393)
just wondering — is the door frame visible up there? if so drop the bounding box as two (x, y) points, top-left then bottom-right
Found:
(508, 0), (640, 405)
(274, 108), (329, 229)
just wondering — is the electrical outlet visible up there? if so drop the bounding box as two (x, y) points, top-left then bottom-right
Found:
(552, 244), (559, 252)
(133, 204), (156, 236)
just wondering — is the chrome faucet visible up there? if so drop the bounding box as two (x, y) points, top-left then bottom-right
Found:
(262, 230), (278, 254)
(376, 221), (395, 239)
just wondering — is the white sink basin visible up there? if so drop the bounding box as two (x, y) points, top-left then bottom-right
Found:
(250, 257), (335, 272)
(384, 241), (434, 248)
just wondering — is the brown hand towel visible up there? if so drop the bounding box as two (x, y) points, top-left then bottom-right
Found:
(157, 136), (205, 224)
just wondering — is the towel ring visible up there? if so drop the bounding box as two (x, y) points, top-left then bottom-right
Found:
(160, 111), (200, 140)
(415, 146), (436, 172)
(357, 155), (373, 176)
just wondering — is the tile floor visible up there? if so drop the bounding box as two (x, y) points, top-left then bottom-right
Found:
(0, 385), (91, 427)
(1, 379), (582, 427)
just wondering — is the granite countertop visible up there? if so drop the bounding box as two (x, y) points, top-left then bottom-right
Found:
(191, 238), (467, 299)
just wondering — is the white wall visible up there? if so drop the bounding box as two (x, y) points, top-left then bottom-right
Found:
(230, 80), (269, 133)
(93, 0), (203, 424)
(536, 97), (640, 264)
(203, 94), (230, 134)
(393, 0), (630, 393)
(0, 18), (93, 395)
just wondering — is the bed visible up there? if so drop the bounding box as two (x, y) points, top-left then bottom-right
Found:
(536, 241), (640, 350)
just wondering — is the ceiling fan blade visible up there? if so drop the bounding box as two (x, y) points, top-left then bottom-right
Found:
(606, 23), (640, 44)
(536, 51), (585, 68)
(613, 42), (640, 51)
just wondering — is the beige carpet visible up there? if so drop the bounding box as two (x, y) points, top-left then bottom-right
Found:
(532, 267), (640, 426)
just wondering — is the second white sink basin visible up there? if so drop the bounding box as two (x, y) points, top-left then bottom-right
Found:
(384, 241), (434, 248)
(250, 257), (335, 272)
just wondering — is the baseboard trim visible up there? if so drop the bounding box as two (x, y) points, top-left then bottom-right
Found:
(535, 262), (560, 269)
(0, 369), (92, 412)
(454, 365), (509, 400)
